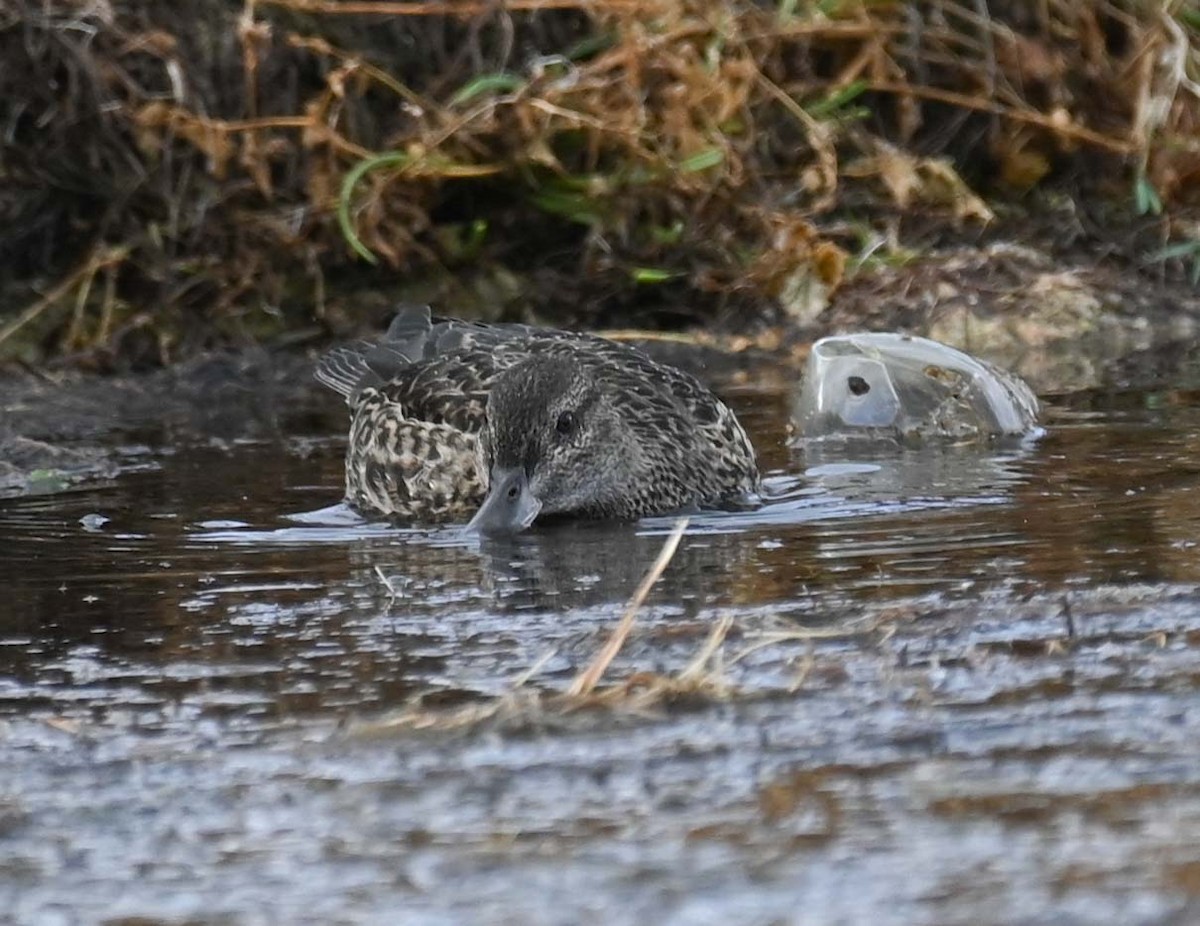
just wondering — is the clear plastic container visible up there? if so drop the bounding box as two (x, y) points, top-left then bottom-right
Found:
(791, 333), (1040, 445)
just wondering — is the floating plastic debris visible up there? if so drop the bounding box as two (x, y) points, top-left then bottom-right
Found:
(791, 333), (1040, 445)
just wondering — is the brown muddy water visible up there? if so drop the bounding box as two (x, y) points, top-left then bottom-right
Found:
(4, 378), (1200, 925)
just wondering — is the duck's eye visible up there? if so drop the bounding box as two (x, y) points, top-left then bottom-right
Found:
(555, 410), (578, 437)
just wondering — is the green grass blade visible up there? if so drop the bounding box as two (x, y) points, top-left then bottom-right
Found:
(1134, 173), (1163, 216)
(338, 152), (414, 264)
(450, 73), (526, 106)
(529, 190), (604, 226)
(1147, 240), (1200, 262)
(564, 32), (616, 61)
(679, 148), (725, 173)
(806, 79), (868, 119)
(631, 267), (682, 284)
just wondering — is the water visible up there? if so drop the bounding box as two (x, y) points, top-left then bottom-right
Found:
(3, 384), (1200, 924)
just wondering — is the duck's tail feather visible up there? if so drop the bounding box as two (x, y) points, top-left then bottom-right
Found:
(314, 303), (435, 401)
(382, 303), (433, 358)
(314, 341), (374, 399)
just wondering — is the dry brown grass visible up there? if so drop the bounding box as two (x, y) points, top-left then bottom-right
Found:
(347, 518), (909, 737)
(3, 1), (1198, 364)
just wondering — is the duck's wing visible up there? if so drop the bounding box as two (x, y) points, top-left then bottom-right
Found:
(379, 335), (651, 433)
(365, 348), (501, 433)
(316, 304), (653, 402)
(316, 305), (660, 430)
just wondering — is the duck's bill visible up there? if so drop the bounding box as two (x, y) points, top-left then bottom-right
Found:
(466, 467), (543, 534)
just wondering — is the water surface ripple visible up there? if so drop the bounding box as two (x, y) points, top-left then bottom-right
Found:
(3, 387), (1200, 924)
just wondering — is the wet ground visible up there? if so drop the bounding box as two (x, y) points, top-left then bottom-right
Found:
(4, 359), (1200, 924)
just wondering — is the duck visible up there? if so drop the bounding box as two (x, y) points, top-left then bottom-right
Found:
(315, 304), (760, 532)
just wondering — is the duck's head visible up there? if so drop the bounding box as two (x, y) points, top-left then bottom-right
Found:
(467, 355), (644, 533)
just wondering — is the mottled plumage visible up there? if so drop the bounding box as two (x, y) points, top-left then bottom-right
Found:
(316, 304), (759, 531)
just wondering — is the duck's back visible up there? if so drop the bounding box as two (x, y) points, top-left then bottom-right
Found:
(318, 305), (746, 435)
(322, 309), (598, 426)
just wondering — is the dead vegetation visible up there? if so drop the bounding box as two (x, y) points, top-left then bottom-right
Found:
(2, 1), (1199, 366)
(351, 519), (898, 735)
